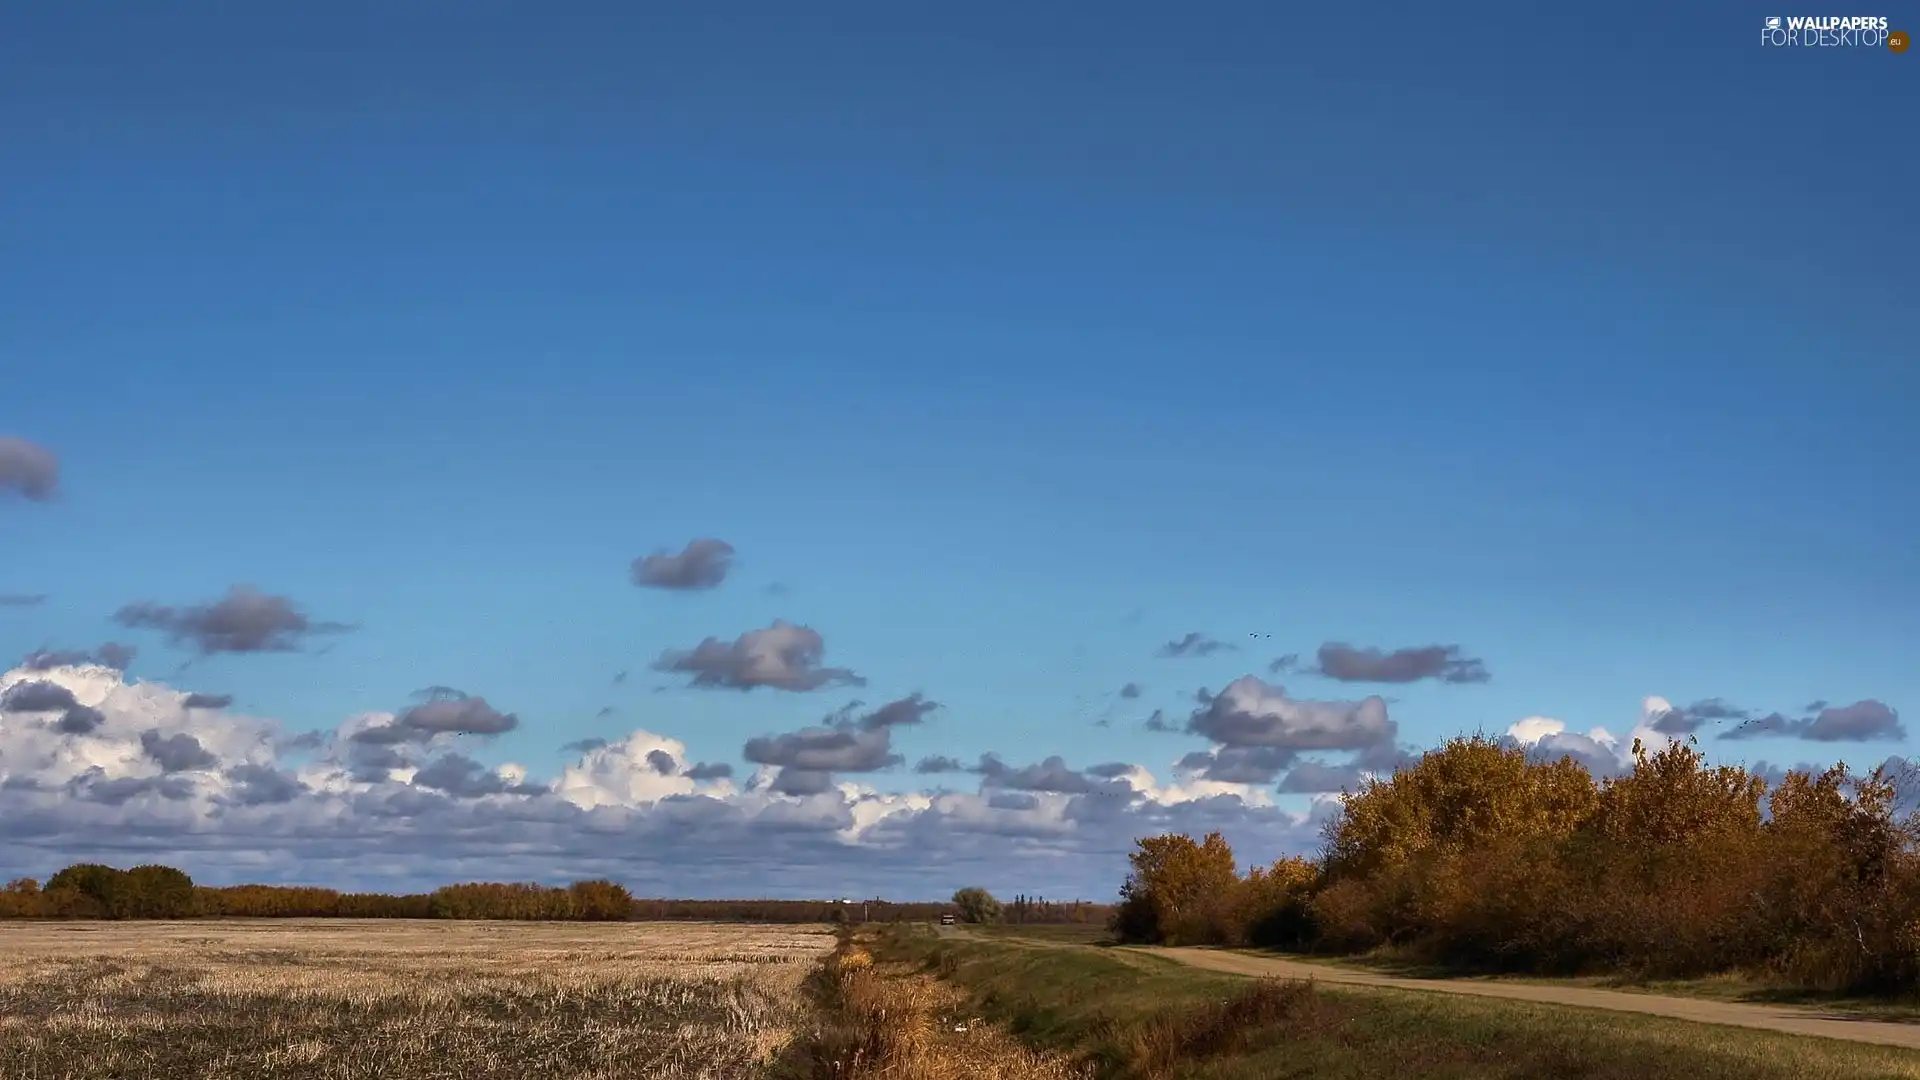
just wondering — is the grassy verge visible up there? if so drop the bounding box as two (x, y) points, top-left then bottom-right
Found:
(973, 924), (1115, 945)
(882, 926), (1920, 1079)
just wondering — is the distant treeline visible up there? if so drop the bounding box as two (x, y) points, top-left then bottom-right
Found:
(0, 863), (1110, 925)
(630, 896), (1109, 924)
(1112, 735), (1920, 996)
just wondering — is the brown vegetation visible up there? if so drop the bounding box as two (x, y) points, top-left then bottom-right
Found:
(0, 919), (832, 1079)
(1111, 735), (1920, 995)
(783, 929), (1090, 1079)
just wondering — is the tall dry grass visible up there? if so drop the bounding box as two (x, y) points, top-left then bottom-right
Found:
(0, 919), (834, 1080)
(788, 935), (1090, 1080)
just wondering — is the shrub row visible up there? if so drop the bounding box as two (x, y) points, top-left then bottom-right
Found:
(0, 866), (640, 921)
(0, 867), (1111, 926)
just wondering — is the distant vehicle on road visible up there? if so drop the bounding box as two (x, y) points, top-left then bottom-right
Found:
(940, 913), (955, 926)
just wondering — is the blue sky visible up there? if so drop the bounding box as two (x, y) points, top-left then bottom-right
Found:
(0, 2), (1913, 897)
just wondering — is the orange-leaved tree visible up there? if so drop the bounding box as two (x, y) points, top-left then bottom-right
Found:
(1312, 736), (1598, 952)
(1111, 831), (1239, 945)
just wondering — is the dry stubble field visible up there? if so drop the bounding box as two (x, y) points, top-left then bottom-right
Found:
(0, 919), (836, 1080)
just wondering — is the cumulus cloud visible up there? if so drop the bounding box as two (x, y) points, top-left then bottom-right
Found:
(1504, 706), (1678, 779)
(140, 730), (219, 772)
(0, 678), (109, 736)
(275, 730), (329, 753)
(53, 704), (107, 735)
(771, 768), (835, 796)
(1743, 759), (1826, 791)
(350, 689), (519, 746)
(551, 731), (733, 811)
(1527, 731), (1629, 776)
(1647, 698), (1750, 735)
(1175, 745), (1298, 785)
(631, 538), (736, 590)
(903, 753), (1165, 804)
(988, 791), (1041, 812)
(975, 754), (1133, 796)
(413, 753), (548, 798)
(94, 643), (138, 670)
(18, 649), (92, 671)
(1722, 700), (1905, 743)
(1, 680), (79, 713)
(115, 586), (354, 655)
(224, 763), (306, 806)
(398, 694), (519, 735)
(1, 663), (293, 813)
(746, 727), (899, 773)
(1351, 739), (1422, 775)
(0, 437), (59, 501)
(829, 694), (940, 731)
(1277, 761), (1364, 793)
(65, 768), (196, 806)
(1188, 676), (1395, 753)
(20, 643), (137, 672)
(654, 620), (864, 692)
(741, 695), (937, 795)
(1311, 642), (1490, 685)
(1157, 633), (1234, 658)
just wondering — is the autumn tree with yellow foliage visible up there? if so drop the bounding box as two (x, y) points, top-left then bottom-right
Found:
(1114, 734), (1920, 994)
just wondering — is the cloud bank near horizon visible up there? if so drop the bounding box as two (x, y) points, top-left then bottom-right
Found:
(0, 661), (1344, 898)
(0, 659), (1902, 900)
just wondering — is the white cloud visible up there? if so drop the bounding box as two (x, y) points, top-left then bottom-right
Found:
(1509, 715), (1571, 745)
(1506, 700), (1677, 777)
(1190, 676), (1395, 750)
(553, 731), (731, 810)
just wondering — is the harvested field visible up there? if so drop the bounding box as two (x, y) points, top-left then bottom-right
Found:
(0, 919), (836, 1080)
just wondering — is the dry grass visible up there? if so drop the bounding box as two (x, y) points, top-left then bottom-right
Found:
(0, 919), (836, 1080)
(789, 937), (1091, 1080)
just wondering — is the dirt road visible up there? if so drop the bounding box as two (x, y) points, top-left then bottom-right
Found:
(1134, 947), (1920, 1050)
(933, 926), (1920, 1050)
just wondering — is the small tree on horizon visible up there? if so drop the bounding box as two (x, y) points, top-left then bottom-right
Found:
(951, 886), (1002, 924)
